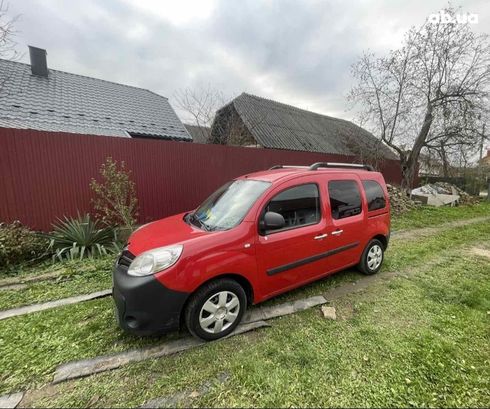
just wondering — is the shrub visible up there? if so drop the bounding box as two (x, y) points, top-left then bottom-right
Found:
(0, 221), (48, 268)
(48, 214), (115, 261)
(90, 157), (138, 228)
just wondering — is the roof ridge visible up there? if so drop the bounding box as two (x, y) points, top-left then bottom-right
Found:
(0, 58), (168, 98)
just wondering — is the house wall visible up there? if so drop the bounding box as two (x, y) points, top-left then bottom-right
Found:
(0, 127), (406, 231)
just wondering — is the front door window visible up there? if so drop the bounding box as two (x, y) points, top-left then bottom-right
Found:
(262, 183), (321, 234)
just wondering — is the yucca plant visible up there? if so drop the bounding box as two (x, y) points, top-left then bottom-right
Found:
(48, 214), (114, 261)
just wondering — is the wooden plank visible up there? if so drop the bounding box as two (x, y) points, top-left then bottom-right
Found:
(243, 295), (327, 323)
(0, 284), (28, 292)
(53, 320), (270, 384)
(0, 271), (66, 288)
(0, 289), (112, 321)
(0, 392), (24, 409)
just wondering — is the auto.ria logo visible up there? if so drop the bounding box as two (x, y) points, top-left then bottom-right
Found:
(428, 10), (478, 24)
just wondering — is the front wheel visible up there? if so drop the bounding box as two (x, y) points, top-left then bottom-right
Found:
(184, 278), (247, 341)
(358, 239), (384, 275)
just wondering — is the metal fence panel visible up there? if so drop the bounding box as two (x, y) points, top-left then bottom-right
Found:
(0, 128), (404, 231)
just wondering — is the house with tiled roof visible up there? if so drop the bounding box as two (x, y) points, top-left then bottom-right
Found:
(210, 93), (396, 159)
(0, 46), (191, 141)
(184, 124), (211, 144)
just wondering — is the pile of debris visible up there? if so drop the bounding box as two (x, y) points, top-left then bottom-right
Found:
(387, 184), (418, 214)
(411, 182), (478, 207)
(431, 182), (479, 205)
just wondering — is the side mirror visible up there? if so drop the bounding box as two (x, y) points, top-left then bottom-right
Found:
(261, 211), (285, 231)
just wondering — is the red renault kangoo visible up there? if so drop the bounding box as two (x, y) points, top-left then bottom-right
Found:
(113, 162), (390, 340)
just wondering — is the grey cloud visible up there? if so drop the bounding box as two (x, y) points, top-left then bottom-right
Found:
(6, 0), (490, 121)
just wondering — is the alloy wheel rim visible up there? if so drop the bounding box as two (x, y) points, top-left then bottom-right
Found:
(367, 244), (383, 270)
(199, 291), (240, 334)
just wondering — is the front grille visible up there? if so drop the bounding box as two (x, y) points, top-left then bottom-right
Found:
(118, 250), (135, 268)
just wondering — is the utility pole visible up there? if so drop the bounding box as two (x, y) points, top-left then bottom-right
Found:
(479, 124), (485, 162)
(481, 124), (490, 202)
(487, 176), (490, 201)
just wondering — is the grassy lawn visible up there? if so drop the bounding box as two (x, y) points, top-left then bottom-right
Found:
(0, 257), (113, 310)
(390, 201), (490, 231)
(0, 203), (489, 407)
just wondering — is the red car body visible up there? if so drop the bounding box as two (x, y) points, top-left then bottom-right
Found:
(113, 164), (390, 336)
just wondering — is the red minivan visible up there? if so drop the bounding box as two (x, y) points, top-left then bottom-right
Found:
(113, 162), (390, 340)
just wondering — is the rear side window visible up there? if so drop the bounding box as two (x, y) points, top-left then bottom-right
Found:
(264, 184), (320, 230)
(328, 180), (362, 220)
(362, 180), (386, 211)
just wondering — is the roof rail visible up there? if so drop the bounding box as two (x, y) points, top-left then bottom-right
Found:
(269, 165), (309, 170)
(309, 162), (374, 171)
(269, 163), (374, 171)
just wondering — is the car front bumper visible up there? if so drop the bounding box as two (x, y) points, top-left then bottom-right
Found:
(112, 255), (190, 336)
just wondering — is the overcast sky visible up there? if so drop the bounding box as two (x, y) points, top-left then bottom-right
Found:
(5, 0), (490, 123)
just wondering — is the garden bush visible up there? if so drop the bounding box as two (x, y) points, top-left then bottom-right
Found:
(0, 221), (48, 269)
(90, 157), (139, 228)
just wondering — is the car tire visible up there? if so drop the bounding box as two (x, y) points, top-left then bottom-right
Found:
(184, 278), (247, 341)
(358, 239), (384, 275)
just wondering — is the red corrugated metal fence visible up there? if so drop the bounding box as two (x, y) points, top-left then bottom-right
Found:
(0, 128), (404, 231)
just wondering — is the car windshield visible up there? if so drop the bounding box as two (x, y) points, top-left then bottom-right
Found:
(190, 179), (271, 231)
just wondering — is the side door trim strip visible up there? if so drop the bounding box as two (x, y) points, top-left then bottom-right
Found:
(266, 241), (360, 276)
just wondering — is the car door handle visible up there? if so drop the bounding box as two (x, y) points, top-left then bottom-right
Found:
(331, 230), (343, 236)
(314, 233), (328, 240)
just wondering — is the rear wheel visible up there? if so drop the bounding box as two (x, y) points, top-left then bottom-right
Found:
(184, 278), (247, 341)
(358, 239), (384, 275)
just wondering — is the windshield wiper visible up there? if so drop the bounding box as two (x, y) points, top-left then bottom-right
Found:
(189, 212), (211, 231)
(206, 225), (222, 232)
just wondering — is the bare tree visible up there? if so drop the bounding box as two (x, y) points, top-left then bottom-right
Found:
(425, 107), (487, 176)
(175, 87), (270, 147)
(0, 1), (19, 93)
(0, 1), (18, 59)
(173, 85), (228, 142)
(349, 6), (490, 190)
(344, 134), (388, 170)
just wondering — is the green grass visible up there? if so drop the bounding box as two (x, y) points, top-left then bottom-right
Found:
(27, 237), (490, 408)
(0, 206), (489, 407)
(201, 254), (489, 408)
(0, 297), (171, 394)
(390, 201), (490, 231)
(0, 257), (113, 310)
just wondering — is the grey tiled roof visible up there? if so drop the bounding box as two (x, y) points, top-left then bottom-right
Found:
(0, 58), (191, 140)
(228, 93), (396, 158)
(184, 124), (211, 144)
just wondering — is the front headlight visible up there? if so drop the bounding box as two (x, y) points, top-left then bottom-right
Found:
(127, 245), (183, 277)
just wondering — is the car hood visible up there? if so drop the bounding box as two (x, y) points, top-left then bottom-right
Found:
(127, 213), (208, 255)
